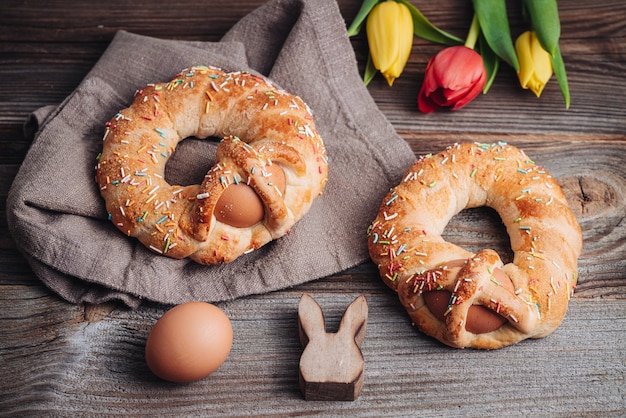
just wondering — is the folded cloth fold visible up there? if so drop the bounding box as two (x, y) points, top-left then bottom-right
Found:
(7, 0), (414, 308)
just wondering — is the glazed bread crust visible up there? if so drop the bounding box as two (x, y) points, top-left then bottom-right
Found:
(95, 66), (328, 264)
(368, 142), (582, 349)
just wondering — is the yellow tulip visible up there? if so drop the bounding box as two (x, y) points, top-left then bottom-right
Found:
(366, 0), (413, 86)
(515, 31), (553, 97)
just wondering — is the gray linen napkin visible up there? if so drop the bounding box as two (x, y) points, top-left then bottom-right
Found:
(7, 0), (414, 308)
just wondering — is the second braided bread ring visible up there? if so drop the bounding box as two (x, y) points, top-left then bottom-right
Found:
(368, 142), (582, 349)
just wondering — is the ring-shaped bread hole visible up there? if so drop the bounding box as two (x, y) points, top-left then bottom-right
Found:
(163, 136), (219, 186)
(436, 206), (515, 334)
(163, 136), (263, 228)
(441, 206), (514, 265)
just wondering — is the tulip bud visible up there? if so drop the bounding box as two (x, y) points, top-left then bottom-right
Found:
(366, 0), (413, 86)
(515, 31), (553, 97)
(418, 46), (487, 113)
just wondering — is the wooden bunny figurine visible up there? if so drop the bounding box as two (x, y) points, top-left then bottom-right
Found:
(297, 293), (368, 401)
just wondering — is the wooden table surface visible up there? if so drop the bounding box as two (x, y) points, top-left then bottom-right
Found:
(1, 0), (624, 416)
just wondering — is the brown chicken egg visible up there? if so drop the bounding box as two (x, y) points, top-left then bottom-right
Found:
(214, 183), (264, 228)
(145, 302), (233, 383)
(214, 164), (286, 228)
(422, 262), (516, 334)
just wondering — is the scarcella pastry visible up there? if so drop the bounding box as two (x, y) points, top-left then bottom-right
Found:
(368, 142), (582, 349)
(95, 66), (328, 264)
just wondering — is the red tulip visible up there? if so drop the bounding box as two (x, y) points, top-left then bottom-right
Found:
(418, 46), (487, 113)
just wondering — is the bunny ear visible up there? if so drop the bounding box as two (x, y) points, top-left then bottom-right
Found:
(298, 293), (326, 347)
(338, 295), (368, 347)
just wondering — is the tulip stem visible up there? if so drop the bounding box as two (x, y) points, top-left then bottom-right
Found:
(465, 14), (480, 50)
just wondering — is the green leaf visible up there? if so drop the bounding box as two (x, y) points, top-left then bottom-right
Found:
(479, 33), (499, 94)
(523, 0), (560, 56)
(472, 0), (519, 71)
(397, 0), (463, 46)
(347, 0), (380, 37)
(551, 45), (570, 108)
(364, 54), (378, 86)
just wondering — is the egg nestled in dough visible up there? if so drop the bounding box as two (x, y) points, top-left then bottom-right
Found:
(214, 163), (287, 228)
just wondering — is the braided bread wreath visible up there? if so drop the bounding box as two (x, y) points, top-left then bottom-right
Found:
(368, 142), (582, 349)
(95, 66), (328, 265)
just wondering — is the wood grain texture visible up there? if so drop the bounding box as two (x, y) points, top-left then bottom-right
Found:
(2, 278), (625, 416)
(1, 0), (624, 416)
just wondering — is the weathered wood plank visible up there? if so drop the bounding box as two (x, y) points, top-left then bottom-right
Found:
(0, 0), (260, 43)
(1, 281), (624, 416)
(0, 1), (625, 132)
